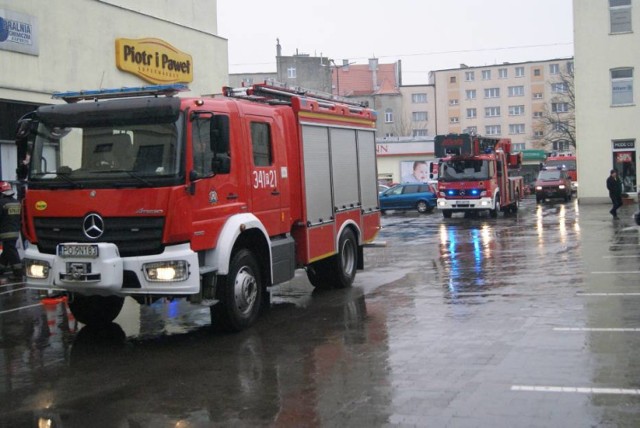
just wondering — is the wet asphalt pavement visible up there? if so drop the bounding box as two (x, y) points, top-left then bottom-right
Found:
(1, 197), (640, 427)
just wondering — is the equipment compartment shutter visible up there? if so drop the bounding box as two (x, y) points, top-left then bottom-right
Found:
(330, 128), (359, 210)
(302, 125), (333, 224)
(357, 130), (378, 211)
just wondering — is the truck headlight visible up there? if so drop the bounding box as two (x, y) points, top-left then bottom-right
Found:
(559, 185), (566, 189)
(536, 186), (543, 190)
(143, 260), (189, 282)
(25, 259), (50, 279)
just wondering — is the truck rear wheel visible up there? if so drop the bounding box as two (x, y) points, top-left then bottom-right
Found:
(306, 228), (358, 289)
(442, 209), (452, 218)
(211, 249), (263, 332)
(68, 293), (125, 326)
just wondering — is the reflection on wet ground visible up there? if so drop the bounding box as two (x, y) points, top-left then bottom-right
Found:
(1, 198), (640, 426)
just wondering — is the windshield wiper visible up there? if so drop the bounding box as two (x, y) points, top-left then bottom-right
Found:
(90, 169), (153, 186)
(31, 172), (83, 188)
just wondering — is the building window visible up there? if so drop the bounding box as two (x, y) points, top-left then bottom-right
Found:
(412, 111), (428, 121)
(287, 67), (296, 79)
(567, 61), (574, 73)
(484, 88), (500, 98)
(499, 68), (508, 79)
(466, 126), (478, 134)
(466, 108), (477, 119)
(551, 83), (567, 93)
(610, 0), (632, 33)
(553, 122), (568, 132)
(515, 66), (525, 77)
(534, 130), (544, 138)
(449, 99), (459, 106)
(513, 143), (526, 151)
(450, 76), (457, 83)
(242, 77), (254, 86)
(550, 64), (560, 75)
(534, 68), (541, 77)
(533, 92), (544, 99)
(384, 132), (395, 138)
(552, 102), (569, 113)
(465, 71), (475, 81)
(486, 125), (501, 135)
(509, 124), (525, 134)
(611, 67), (634, 105)
(485, 106), (501, 117)
(508, 86), (525, 97)
(450, 117), (459, 123)
(533, 111), (544, 118)
(509, 105), (525, 116)
(412, 129), (428, 137)
(412, 93), (427, 103)
(465, 89), (476, 100)
(482, 70), (491, 80)
(385, 108), (394, 123)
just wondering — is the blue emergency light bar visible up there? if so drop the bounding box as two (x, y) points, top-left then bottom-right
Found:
(52, 84), (189, 103)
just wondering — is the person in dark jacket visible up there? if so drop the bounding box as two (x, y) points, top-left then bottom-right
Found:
(606, 169), (623, 219)
(0, 182), (22, 276)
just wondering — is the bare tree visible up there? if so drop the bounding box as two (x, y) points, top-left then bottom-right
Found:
(531, 68), (576, 151)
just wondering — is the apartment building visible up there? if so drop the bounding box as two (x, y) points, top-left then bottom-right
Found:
(574, 0), (639, 202)
(429, 59), (574, 151)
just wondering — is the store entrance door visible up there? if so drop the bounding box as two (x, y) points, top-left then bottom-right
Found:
(612, 140), (636, 194)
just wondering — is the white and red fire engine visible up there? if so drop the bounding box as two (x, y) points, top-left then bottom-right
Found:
(435, 133), (524, 218)
(16, 82), (381, 331)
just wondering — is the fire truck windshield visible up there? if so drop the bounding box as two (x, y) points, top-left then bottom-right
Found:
(545, 159), (576, 170)
(29, 120), (183, 188)
(440, 159), (491, 182)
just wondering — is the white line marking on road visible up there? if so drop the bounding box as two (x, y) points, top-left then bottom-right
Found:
(0, 302), (42, 315)
(554, 327), (640, 332)
(511, 385), (640, 395)
(0, 287), (28, 297)
(591, 271), (640, 274)
(603, 255), (640, 258)
(577, 292), (640, 296)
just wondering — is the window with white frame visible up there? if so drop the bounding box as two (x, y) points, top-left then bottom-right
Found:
(412, 111), (428, 121)
(534, 130), (544, 138)
(513, 143), (526, 151)
(533, 111), (543, 118)
(465, 71), (475, 81)
(515, 66), (525, 77)
(552, 102), (569, 113)
(466, 108), (477, 119)
(550, 64), (560, 75)
(508, 86), (525, 97)
(553, 122), (568, 132)
(411, 93), (428, 103)
(485, 106), (501, 117)
(384, 132), (395, 138)
(287, 67), (296, 78)
(412, 129), (429, 137)
(466, 126), (477, 134)
(534, 68), (541, 76)
(533, 92), (543, 99)
(611, 67), (634, 105)
(385, 108), (394, 123)
(484, 88), (500, 98)
(482, 70), (491, 80)
(450, 116), (459, 123)
(610, 0), (632, 33)
(450, 76), (457, 83)
(509, 105), (525, 116)
(465, 89), (477, 100)
(567, 61), (574, 73)
(499, 68), (508, 79)
(552, 83), (567, 93)
(450, 99), (459, 106)
(509, 124), (525, 134)
(486, 125), (501, 135)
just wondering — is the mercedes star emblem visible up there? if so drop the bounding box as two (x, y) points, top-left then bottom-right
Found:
(83, 213), (104, 239)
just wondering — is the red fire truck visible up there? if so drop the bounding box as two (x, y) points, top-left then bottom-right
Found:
(435, 133), (524, 218)
(16, 83), (381, 331)
(544, 153), (578, 193)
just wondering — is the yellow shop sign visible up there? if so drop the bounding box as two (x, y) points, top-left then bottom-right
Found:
(115, 38), (193, 84)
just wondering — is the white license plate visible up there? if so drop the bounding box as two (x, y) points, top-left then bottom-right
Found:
(58, 244), (99, 258)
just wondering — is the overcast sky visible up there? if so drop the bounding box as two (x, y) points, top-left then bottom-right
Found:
(217, 0), (574, 85)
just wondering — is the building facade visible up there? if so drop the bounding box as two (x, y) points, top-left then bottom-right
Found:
(574, 0), (639, 202)
(0, 0), (227, 182)
(429, 59), (574, 152)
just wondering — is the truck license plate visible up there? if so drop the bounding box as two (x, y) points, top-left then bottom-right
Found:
(58, 244), (98, 258)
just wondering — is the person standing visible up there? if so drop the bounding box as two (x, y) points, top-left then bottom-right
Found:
(0, 182), (22, 276)
(606, 169), (623, 219)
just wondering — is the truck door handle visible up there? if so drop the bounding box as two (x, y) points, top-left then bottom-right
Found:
(271, 189), (280, 196)
(227, 193), (238, 200)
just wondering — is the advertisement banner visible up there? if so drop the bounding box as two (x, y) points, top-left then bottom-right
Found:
(0, 9), (38, 56)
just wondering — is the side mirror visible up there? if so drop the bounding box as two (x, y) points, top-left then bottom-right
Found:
(211, 154), (230, 174)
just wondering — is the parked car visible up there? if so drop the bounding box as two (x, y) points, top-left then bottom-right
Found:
(534, 168), (572, 203)
(378, 184), (390, 194)
(379, 183), (437, 214)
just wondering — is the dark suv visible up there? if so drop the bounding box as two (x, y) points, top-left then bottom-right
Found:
(379, 183), (437, 214)
(535, 168), (572, 203)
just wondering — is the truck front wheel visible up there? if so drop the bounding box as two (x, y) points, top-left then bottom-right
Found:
(490, 198), (500, 218)
(442, 209), (452, 218)
(211, 249), (263, 332)
(68, 293), (125, 326)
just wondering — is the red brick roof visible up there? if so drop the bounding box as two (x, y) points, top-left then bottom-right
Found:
(333, 63), (399, 96)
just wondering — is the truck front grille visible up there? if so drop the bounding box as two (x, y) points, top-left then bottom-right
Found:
(34, 217), (165, 257)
